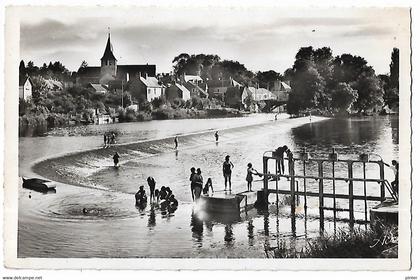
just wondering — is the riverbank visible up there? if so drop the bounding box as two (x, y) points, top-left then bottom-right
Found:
(19, 107), (246, 137)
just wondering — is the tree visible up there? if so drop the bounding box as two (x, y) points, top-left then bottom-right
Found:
(389, 48), (399, 90)
(288, 66), (326, 113)
(331, 82), (358, 113)
(353, 73), (384, 112)
(256, 70), (281, 89)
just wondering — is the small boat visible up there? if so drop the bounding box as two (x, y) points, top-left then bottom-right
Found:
(22, 177), (56, 193)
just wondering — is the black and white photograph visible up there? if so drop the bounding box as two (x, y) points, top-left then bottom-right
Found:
(2, 2), (414, 273)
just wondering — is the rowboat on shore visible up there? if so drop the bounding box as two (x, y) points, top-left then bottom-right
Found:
(22, 177), (56, 193)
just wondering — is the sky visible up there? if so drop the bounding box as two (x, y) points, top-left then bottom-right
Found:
(18, 6), (410, 75)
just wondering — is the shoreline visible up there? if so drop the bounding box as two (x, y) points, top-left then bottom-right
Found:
(30, 115), (328, 191)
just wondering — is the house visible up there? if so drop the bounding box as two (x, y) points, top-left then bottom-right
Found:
(165, 83), (191, 102)
(241, 87), (276, 103)
(207, 78), (242, 100)
(183, 81), (208, 98)
(88, 83), (108, 94)
(19, 76), (33, 101)
(271, 80), (291, 102)
(182, 74), (203, 84)
(76, 32), (156, 87)
(139, 76), (164, 102)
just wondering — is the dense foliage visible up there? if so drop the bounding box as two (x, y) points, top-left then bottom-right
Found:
(286, 47), (398, 115)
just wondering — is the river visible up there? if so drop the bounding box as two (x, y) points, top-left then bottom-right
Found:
(18, 114), (399, 258)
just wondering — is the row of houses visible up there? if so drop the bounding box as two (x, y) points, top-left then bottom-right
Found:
(19, 32), (291, 111)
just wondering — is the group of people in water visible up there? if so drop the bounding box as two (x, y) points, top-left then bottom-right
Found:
(189, 167), (214, 201)
(135, 176), (179, 211)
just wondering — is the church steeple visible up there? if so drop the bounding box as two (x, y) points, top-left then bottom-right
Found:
(101, 30), (117, 62)
(100, 29), (117, 83)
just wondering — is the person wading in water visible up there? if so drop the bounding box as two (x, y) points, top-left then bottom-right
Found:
(223, 155), (234, 192)
(189, 167), (196, 201)
(174, 136), (179, 150)
(215, 131), (219, 142)
(113, 152), (120, 168)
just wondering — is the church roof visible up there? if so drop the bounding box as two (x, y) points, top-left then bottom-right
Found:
(101, 34), (117, 62)
(77, 66), (101, 77)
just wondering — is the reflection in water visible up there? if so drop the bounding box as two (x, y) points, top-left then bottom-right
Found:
(224, 224), (234, 247)
(147, 206), (156, 229)
(190, 211), (204, 247)
(247, 220), (255, 246)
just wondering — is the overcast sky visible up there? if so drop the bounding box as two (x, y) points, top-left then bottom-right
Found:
(18, 6), (410, 75)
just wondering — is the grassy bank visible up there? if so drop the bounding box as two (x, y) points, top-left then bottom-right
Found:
(266, 221), (398, 258)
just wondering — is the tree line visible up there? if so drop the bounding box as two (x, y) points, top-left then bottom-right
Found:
(286, 47), (399, 115)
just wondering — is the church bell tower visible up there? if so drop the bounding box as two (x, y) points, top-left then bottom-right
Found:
(100, 30), (117, 81)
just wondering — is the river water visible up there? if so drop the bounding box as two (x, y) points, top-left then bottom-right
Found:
(18, 114), (399, 258)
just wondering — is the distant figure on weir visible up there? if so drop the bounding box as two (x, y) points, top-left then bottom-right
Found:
(111, 133), (116, 144)
(147, 176), (156, 201)
(223, 155), (234, 192)
(203, 178), (214, 196)
(174, 136), (178, 150)
(215, 131), (219, 142)
(189, 167), (196, 201)
(273, 145), (290, 175)
(192, 168), (204, 200)
(383, 160), (399, 195)
(103, 133), (107, 146)
(113, 152), (120, 167)
(246, 163), (261, 192)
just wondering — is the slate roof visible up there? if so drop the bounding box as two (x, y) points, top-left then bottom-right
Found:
(89, 83), (108, 92)
(140, 76), (161, 87)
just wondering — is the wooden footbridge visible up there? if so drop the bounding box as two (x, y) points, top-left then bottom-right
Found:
(200, 148), (398, 230)
(257, 148), (398, 228)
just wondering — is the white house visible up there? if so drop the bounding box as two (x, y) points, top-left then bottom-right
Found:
(183, 74), (203, 84)
(19, 76), (33, 101)
(140, 76), (164, 101)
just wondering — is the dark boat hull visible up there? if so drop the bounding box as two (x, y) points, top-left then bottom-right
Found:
(22, 178), (56, 193)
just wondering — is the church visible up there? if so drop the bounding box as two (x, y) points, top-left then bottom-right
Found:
(76, 33), (156, 88)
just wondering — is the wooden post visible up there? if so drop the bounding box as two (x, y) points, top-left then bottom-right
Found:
(363, 161), (368, 222)
(318, 160), (324, 231)
(332, 161), (336, 221)
(348, 162), (354, 224)
(303, 160), (307, 215)
(379, 161), (385, 201)
(290, 155), (296, 235)
(263, 156), (269, 206)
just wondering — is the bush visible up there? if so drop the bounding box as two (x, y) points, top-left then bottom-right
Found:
(152, 108), (175, 120)
(19, 114), (48, 136)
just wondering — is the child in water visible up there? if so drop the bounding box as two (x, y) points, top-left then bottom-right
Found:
(203, 178), (213, 196)
(246, 163), (261, 191)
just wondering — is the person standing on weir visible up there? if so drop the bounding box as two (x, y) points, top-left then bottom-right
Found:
(383, 160), (399, 195)
(174, 136), (179, 150)
(215, 131), (219, 142)
(273, 145), (290, 176)
(223, 155), (234, 192)
(246, 163), (261, 192)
